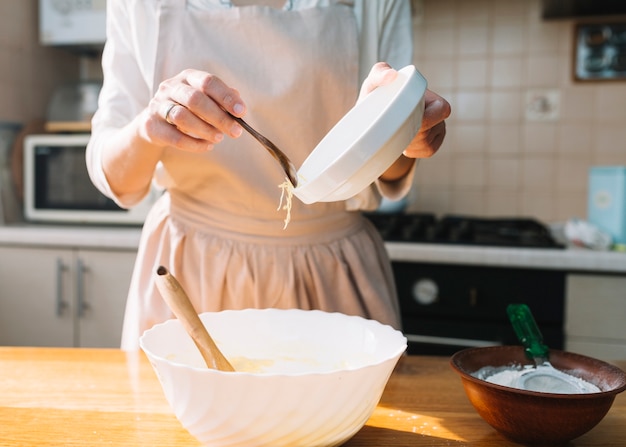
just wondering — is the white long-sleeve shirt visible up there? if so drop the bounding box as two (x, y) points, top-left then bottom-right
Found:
(87, 0), (416, 211)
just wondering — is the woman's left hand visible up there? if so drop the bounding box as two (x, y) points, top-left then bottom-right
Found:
(404, 89), (451, 159)
(359, 63), (451, 182)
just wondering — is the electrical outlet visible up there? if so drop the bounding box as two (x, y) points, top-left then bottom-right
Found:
(525, 89), (560, 122)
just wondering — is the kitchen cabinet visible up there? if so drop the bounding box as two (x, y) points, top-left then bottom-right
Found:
(0, 245), (136, 348)
(565, 274), (626, 361)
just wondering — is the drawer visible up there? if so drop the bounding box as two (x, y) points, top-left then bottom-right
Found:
(566, 274), (626, 340)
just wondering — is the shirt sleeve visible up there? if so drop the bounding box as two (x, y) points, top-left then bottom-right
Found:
(346, 0), (415, 211)
(86, 0), (158, 208)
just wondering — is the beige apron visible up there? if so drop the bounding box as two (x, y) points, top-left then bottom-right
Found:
(121, 0), (400, 350)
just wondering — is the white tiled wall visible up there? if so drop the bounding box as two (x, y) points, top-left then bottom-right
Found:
(410, 0), (626, 223)
(0, 1), (78, 125)
(2, 0), (625, 224)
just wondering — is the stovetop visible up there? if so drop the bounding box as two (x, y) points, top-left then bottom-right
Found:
(363, 212), (564, 249)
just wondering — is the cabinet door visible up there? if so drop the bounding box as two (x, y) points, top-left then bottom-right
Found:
(0, 246), (74, 346)
(76, 249), (136, 348)
(565, 274), (626, 360)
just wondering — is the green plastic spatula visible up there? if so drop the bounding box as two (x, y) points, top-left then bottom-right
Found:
(507, 303), (550, 364)
(506, 304), (598, 393)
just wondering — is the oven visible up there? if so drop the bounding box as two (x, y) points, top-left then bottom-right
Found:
(364, 213), (566, 356)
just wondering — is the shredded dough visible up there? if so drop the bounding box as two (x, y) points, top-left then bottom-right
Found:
(277, 178), (294, 229)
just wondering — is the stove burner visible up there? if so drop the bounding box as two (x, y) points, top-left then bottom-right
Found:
(364, 213), (563, 248)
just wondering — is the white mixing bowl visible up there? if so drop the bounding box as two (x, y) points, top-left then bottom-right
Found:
(294, 65), (427, 204)
(140, 309), (407, 447)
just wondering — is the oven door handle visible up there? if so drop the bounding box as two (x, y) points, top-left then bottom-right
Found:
(405, 334), (501, 348)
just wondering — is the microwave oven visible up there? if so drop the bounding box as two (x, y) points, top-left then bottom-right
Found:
(23, 133), (160, 225)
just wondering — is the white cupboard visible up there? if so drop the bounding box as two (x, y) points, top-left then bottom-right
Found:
(0, 245), (135, 348)
(565, 274), (626, 361)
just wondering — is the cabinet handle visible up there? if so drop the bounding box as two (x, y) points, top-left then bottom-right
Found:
(76, 258), (90, 317)
(55, 258), (69, 317)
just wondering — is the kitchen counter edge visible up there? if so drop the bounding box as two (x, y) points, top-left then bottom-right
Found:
(0, 224), (142, 250)
(386, 241), (626, 273)
(0, 225), (625, 273)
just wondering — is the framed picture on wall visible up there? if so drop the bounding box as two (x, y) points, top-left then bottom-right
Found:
(574, 22), (626, 81)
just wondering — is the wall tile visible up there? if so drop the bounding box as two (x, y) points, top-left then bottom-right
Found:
(419, 58), (456, 90)
(457, 58), (488, 89)
(454, 90), (488, 121)
(415, 155), (453, 188)
(415, 0), (626, 222)
(557, 123), (593, 156)
(486, 191), (520, 216)
(593, 124), (626, 153)
(457, 0), (490, 23)
(527, 54), (564, 87)
(0, 1), (79, 124)
(592, 152), (626, 166)
(489, 90), (522, 122)
(423, 0), (457, 24)
(488, 124), (521, 154)
(521, 191), (556, 220)
(0, 1), (32, 49)
(491, 57), (524, 88)
(459, 25), (490, 56)
(452, 156), (486, 188)
(521, 157), (555, 191)
(528, 21), (567, 54)
(492, 0), (530, 20)
(488, 158), (520, 190)
(556, 191), (587, 220)
(410, 188), (452, 214)
(491, 23), (526, 55)
(450, 189), (486, 215)
(522, 123), (558, 155)
(453, 124), (487, 154)
(594, 86), (626, 122)
(560, 86), (596, 122)
(422, 26), (457, 57)
(556, 159), (592, 192)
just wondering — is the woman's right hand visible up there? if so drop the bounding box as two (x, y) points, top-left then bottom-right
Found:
(98, 69), (247, 202)
(142, 68), (247, 153)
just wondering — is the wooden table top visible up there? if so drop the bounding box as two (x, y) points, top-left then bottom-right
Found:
(0, 347), (624, 446)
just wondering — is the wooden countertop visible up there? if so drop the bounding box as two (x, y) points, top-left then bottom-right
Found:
(0, 347), (624, 446)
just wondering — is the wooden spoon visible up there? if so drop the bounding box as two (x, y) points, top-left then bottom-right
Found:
(155, 266), (235, 372)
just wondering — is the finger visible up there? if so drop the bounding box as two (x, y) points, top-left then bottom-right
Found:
(420, 90), (452, 131)
(403, 121), (447, 159)
(425, 120), (447, 151)
(160, 98), (228, 144)
(157, 114), (219, 152)
(152, 114), (219, 153)
(151, 100), (219, 152)
(168, 131), (220, 153)
(166, 81), (242, 139)
(162, 101), (177, 126)
(185, 69), (246, 117)
(358, 62), (397, 99)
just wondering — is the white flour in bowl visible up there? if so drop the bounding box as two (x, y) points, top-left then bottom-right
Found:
(473, 365), (601, 394)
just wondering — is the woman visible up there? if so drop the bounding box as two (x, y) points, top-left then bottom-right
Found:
(87, 0), (451, 350)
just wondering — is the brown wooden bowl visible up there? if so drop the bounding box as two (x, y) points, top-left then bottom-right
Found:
(450, 346), (626, 446)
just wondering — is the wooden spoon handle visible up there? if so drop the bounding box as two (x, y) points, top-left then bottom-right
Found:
(155, 266), (235, 372)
